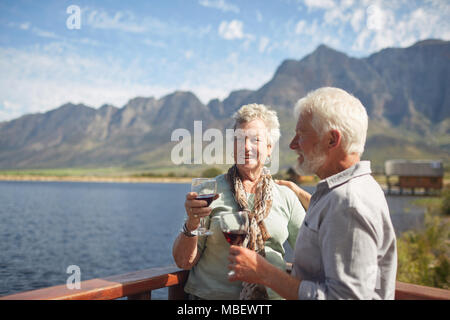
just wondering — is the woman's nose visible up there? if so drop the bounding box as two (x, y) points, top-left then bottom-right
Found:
(245, 139), (253, 152)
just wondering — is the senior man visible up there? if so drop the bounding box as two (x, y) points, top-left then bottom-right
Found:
(228, 87), (397, 300)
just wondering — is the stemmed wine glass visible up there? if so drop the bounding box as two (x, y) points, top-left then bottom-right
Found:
(191, 178), (217, 236)
(219, 210), (249, 276)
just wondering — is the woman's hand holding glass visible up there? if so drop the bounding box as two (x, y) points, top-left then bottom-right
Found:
(184, 193), (216, 232)
(185, 178), (218, 236)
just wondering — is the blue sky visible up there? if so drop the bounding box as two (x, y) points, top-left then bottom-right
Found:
(0, 0), (449, 121)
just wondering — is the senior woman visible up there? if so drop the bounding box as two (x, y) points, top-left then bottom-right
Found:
(172, 103), (306, 300)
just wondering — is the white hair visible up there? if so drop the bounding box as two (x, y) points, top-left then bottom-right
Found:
(294, 87), (368, 156)
(232, 103), (281, 146)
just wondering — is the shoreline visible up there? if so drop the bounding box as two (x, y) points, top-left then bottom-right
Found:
(0, 174), (446, 190)
(0, 175), (193, 184)
(0, 174), (320, 186)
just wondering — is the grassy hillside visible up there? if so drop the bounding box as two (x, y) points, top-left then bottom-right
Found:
(1, 119), (448, 178)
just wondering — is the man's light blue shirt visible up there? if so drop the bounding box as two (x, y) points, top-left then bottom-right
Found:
(292, 161), (397, 300)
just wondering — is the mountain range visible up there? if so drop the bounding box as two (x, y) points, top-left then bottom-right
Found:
(0, 39), (449, 172)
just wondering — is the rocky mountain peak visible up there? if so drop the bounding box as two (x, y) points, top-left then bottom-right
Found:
(0, 39), (448, 169)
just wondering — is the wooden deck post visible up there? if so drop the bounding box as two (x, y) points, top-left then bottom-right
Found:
(168, 285), (187, 300)
(127, 291), (151, 300)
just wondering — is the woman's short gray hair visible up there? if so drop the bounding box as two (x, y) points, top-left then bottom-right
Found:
(294, 87), (368, 156)
(232, 103), (281, 146)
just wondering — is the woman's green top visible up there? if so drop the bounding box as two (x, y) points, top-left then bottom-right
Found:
(183, 174), (306, 300)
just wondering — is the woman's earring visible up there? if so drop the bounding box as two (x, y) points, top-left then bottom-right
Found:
(265, 155), (272, 165)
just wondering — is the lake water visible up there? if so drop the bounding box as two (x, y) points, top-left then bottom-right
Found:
(0, 180), (424, 299)
(0, 180), (192, 299)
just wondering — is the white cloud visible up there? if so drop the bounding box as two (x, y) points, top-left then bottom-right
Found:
(259, 37), (270, 53)
(295, 20), (306, 34)
(0, 100), (23, 122)
(351, 28), (371, 52)
(303, 0), (335, 10)
(77, 38), (102, 46)
(218, 20), (244, 40)
(199, 0), (240, 13)
(184, 50), (194, 60)
(143, 39), (167, 48)
(0, 46), (175, 121)
(294, 19), (318, 36)
(179, 53), (274, 103)
(192, 24), (213, 38)
(341, 0), (354, 9)
(294, 0), (450, 55)
(0, 42), (273, 121)
(424, 0), (450, 16)
(3, 0), (448, 123)
(19, 22), (30, 30)
(31, 27), (60, 39)
(8, 21), (59, 38)
(352, 3), (450, 53)
(350, 8), (365, 33)
(366, 4), (388, 31)
(323, 6), (351, 25)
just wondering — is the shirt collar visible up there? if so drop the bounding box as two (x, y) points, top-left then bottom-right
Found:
(316, 161), (372, 190)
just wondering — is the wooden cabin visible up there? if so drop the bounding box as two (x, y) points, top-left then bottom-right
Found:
(385, 160), (444, 195)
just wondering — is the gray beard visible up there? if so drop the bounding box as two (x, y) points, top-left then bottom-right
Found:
(295, 151), (326, 176)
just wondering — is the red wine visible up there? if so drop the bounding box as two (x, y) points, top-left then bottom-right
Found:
(196, 194), (215, 206)
(223, 230), (247, 246)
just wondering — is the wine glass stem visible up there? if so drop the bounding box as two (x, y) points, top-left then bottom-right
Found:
(200, 217), (205, 229)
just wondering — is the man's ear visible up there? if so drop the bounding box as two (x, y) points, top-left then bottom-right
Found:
(328, 129), (341, 149)
(267, 143), (272, 156)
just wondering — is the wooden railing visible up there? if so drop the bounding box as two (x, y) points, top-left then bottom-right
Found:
(1, 265), (449, 300)
(0, 265), (188, 300)
(394, 281), (450, 300)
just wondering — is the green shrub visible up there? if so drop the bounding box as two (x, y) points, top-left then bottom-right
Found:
(201, 167), (223, 178)
(441, 188), (450, 216)
(397, 214), (450, 289)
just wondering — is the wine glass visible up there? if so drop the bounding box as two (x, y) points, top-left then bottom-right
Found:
(191, 178), (217, 236)
(219, 210), (249, 277)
